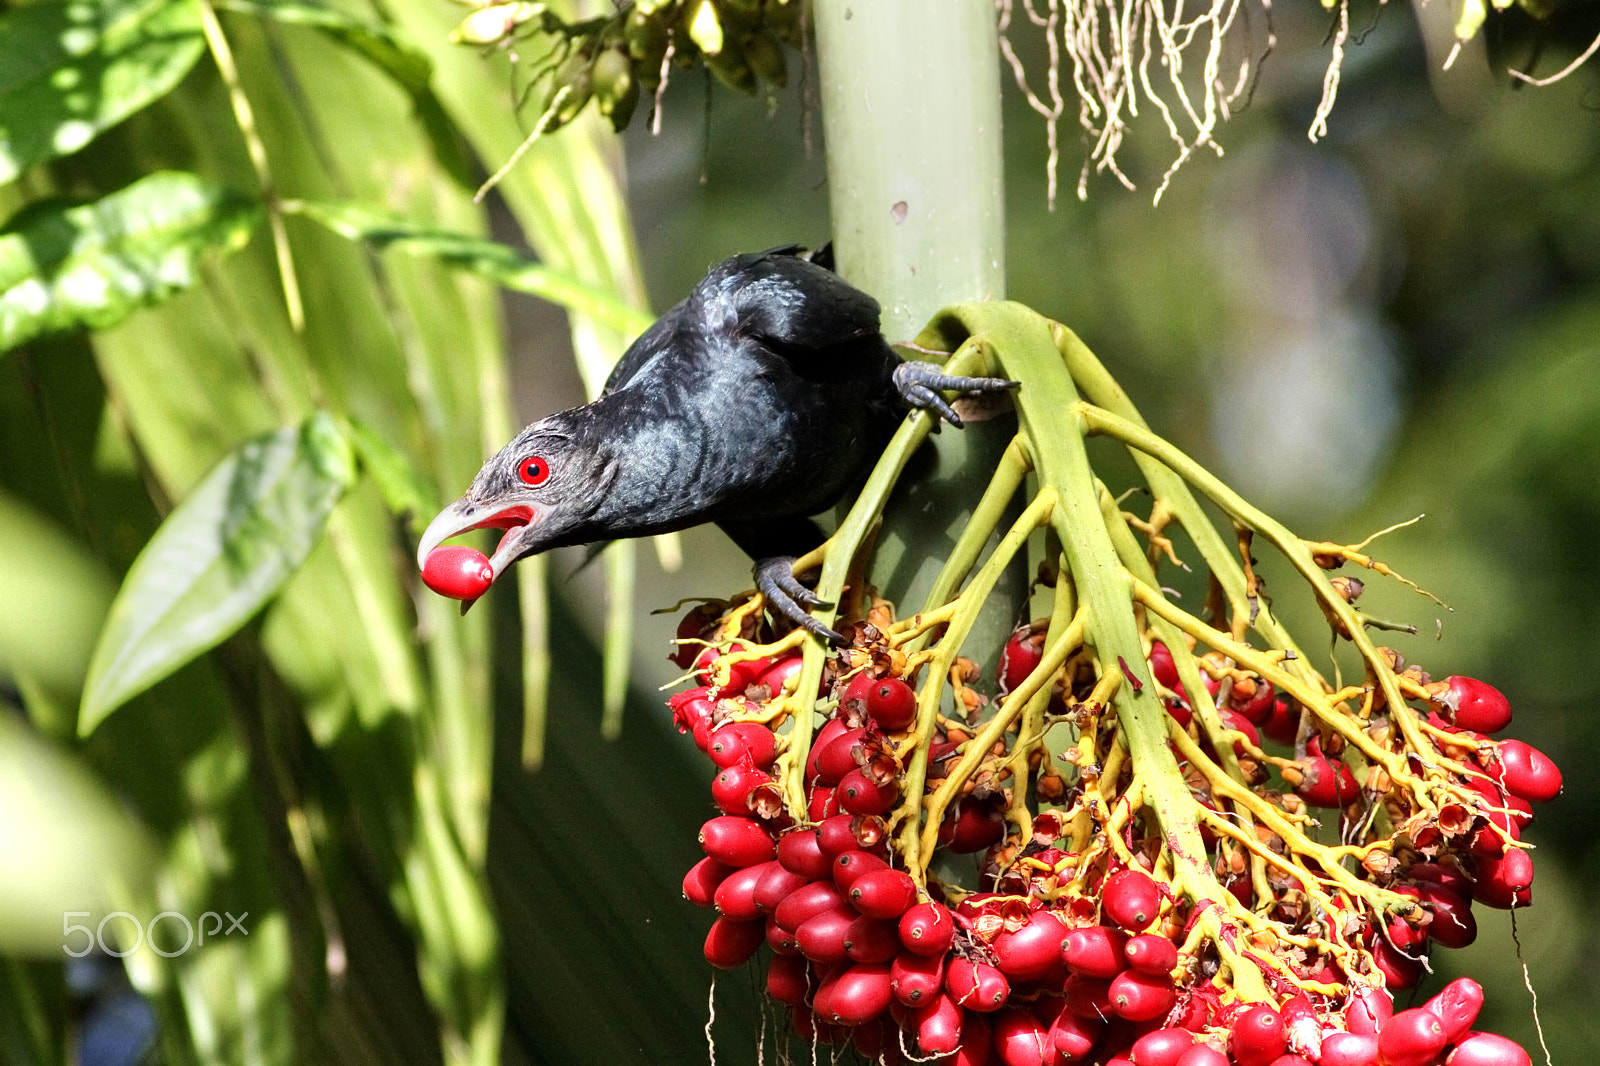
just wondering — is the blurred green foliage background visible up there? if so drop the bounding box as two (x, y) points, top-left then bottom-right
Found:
(1, 0), (1597, 1063)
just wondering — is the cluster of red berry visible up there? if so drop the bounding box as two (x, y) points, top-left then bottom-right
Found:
(667, 607), (1556, 1066)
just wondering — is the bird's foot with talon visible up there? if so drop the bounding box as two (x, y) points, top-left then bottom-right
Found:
(753, 556), (846, 646)
(892, 361), (1019, 428)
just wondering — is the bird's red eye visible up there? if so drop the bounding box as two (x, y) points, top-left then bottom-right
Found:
(517, 455), (550, 486)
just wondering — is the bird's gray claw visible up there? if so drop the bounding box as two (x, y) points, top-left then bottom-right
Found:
(893, 361), (1019, 427)
(754, 557), (845, 646)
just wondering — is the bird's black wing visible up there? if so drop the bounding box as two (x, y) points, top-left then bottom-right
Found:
(601, 297), (687, 395)
(725, 251), (885, 372)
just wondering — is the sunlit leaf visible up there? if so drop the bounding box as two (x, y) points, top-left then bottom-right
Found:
(215, 0), (473, 186)
(291, 199), (654, 337)
(0, 0), (205, 182)
(79, 412), (356, 734)
(0, 171), (260, 353)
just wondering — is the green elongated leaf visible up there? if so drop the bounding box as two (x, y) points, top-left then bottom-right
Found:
(0, 0), (205, 182)
(344, 417), (436, 531)
(291, 199), (655, 337)
(0, 171), (260, 353)
(79, 412), (356, 735)
(215, 0), (474, 186)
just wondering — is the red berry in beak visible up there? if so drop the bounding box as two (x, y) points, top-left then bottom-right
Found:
(421, 545), (493, 600)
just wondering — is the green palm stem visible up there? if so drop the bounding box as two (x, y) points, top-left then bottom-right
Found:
(926, 301), (1274, 1001)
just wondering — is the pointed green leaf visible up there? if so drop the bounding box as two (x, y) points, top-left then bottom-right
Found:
(291, 199), (655, 337)
(344, 417), (436, 531)
(0, 171), (260, 353)
(0, 0), (205, 182)
(215, 0), (474, 186)
(79, 412), (356, 734)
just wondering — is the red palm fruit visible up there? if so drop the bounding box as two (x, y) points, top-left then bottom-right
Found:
(995, 1008), (1056, 1066)
(1423, 977), (1484, 1043)
(1417, 882), (1477, 949)
(806, 785), (840, 822)
(668, 687), (716, 742)
(1446, 1033), (1532, 1066)
(708, 722), (778, 769)
(1174, 1046), (1229, 1066)
(766, 952), (810, 1004)
(999, 623), (1047, 693)
(1465, 777), (1534, 841)
(1267, 1057), (1313, 1066)
(1377, 1008), (1448, 1066)
(1049, 1007), (1104, 1061)
(838, 767), (900, 815)
(1345, 985), (1394, 1035)
(814, 727), (869, 783)
(891, 949), (947, 1007)
(693, 643), (766, 695)
(1263, 696), (1301, 746)
(1381, 885), (1428, 955)
(815, 814), (862, 856)
(1132, 1027), (1195, 1066)
(826, 962), (893, 1026)
(669, 603), (720, 669)
(776, 829), (834, 880)
(712, 764), (772, 815)
(843, 915), (900, 964)
(1437, 676), (1513, 734)
(699, 815), (775, 867)
(916, 993), (965, 1054)
(833, 849), (890, 891)
(703, 916), (765, 968)
(796, 908), (856, 964)
(1123, 934), (1179, 976)
(1372, 939), (1424, 990)
(994, 911), (1070, 981)
(943, 797), (1008, 852)
(844, 673), (919, 731)
(947, 958), (1011, 1012)
(1109, 970), (1175, 1023)
(850, 1018), (896, 1060)
(1320, 1031), (1379, 1066)
(1472, 848), (1534, 909)
(956, 1012), (996, 1066)
(1280, 994), (1320, 1059)
(1061, 973), (1114, 1018)
(1232, 677), (1276, 724)
(765, 917), (798, 955)
(1148, 642), (1179, 687)
(420, 545), (493, 600)
(683, 857), (731, 907)
(1221, 708), (1262, 753)
(1489, 739), (1562, 804)
(900, 900), (957, 956)
(1063, 924), (1130, 978)
(774, 881), (847, 932)
(713, 861), (770, 921)
(1165, 700), (1194, 728)
(1408, 861), (1474, 899)
(1296, 752), (1361, 807)
(850, 868), (919, 919)
(1228, 1003), (1286, 1066)
(806, 717), (852, 777)
(1104, 869), (1163, 931)
(754, 653), (804, 701)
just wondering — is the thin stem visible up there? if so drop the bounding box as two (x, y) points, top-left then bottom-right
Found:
(198, 0), (306, 335)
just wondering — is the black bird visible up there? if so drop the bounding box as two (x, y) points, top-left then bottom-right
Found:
(416, 247), (1016, 642)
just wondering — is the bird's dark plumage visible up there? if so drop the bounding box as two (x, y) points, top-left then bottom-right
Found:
(418, 247), (1015, 642)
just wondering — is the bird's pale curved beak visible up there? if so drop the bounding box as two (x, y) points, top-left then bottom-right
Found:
(417, 498), (542, 579)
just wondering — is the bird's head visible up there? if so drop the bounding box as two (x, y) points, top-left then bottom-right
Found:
(416, 413), (616, 582)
